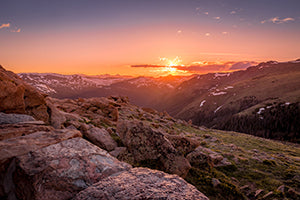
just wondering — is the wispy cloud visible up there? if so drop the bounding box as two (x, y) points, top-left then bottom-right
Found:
(229, 61), (257, 70)
(261, 17), (295, 24)
(11, 28), (21, 33)
(230, 11), (236, 14)
(222, 32), (228, 35)
(176, 61), (257, 73)
(130, 61), (258, 74)
(0, 23), (10, 29)
(204, 12), (209, 15)
(213, 17), (221, 20)
(131, 64), (165, 68)
(205, 33), (210, 36)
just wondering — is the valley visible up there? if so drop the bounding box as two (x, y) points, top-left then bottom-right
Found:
(20, 60), (300, 143)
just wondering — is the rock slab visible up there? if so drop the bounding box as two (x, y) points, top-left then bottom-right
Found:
(73, 167), (209, 200)
(0, 113), (35, 125)
(0, 129), (82, 199)
(13, 137), (131, 200)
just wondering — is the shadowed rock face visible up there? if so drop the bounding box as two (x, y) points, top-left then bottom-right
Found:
(117, 120), (191, 178)
(73, 167), (209, 200)
(0, 129), (82, 199)
(13, 138), (131, 200)
(0, 66), (49, 122)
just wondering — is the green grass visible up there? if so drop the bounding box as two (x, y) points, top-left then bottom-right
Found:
(172, 123), (300, 199)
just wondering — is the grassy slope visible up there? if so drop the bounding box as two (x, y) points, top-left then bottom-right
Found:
(173, 123), (300, 199)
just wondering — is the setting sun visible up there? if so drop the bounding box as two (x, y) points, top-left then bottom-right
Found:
(162, 66), (178, 75)
(156, 57), (184, 75)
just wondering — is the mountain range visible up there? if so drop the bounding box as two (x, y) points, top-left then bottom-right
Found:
(20, 60), (300, 142)
(1, 64), (299, 199)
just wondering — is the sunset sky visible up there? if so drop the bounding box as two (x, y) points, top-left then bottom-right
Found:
(1, 0), (300, 76)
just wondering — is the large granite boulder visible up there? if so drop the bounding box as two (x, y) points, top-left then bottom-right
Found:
(84, 127), (117, 151)
(0, 129), (82, 199)
(0, 66), (49, 122)
(73, 167), (209, 200)
(12, 137), (131, 200)
(117, 120), (191, 177)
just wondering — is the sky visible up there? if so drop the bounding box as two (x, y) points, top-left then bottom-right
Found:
(0, 0), (300, 76)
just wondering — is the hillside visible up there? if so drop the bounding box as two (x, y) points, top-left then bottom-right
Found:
(19, 73), (192, 108)
(1, 65), (300, 199)
(19, 60), (300, 142)
(158, 61), (300, 143)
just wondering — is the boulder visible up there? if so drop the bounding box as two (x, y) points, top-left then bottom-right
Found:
(46, 98), (66, 128)
(186, 147), (213, 168)
(0, 129), (82, 199)
(212, 178), (221, 187)
(84, 127), (117, 151)
(187, 146), (232, 168)
(0, 112), (35, 125)
(165, 134), (200, 156)
(13, 138), (131, 200)
(109, 147), (127, 158)
(73, 167), (209, 200)
(117, 120), (191, 177)
(0, 129), (82, 165)
(0, 65), (49, 122)
(0, 123), (54, 141)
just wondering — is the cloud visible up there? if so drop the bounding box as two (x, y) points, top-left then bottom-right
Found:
(229, 61), (257, 70)
(213, 17), (221, 20)
(177, 30), (182, 34)
(131, 64), (165, 68)
(130, 61), (258, 74)
(204, 12), (209, 15)
(261, 17), (295, 24)
(0, 23), (10, 29)
(205, 33), (210, 36)
(222, 31), (228, 35)
(11, 28), (21, 33)
(230, 11), (236, 14)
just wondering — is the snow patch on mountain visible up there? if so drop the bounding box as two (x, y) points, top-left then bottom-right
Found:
(257, 108), (265, 115)
(211, 91), (227, 96)
(213, 73), (230, 79)
(224, 86), (233, 90)
(214, 105), (223, 113)
(200, 100), (206, 107)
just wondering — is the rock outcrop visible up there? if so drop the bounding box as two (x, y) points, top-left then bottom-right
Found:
(73, 167), (209, 200)
(0, 66), (49, 122)
(117, 120), (191, 177)
(13, 138), (131, 200)
(0, 123), (53, 141)
(187, 146), (232, 168)
(0, 129), (82, 199)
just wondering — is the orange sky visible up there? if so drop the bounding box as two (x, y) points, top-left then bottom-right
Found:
(1, 1), (300, 77)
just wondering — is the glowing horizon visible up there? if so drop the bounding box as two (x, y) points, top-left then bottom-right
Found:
(1, 0), (299, 77)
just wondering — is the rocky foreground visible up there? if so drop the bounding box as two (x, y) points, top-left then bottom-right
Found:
(1, 65), (300, 200)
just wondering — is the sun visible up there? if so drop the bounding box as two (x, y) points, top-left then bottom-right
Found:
(158, 56), (183, 75)
(162, 66), (178, 74)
